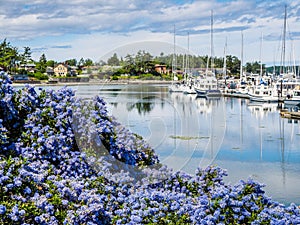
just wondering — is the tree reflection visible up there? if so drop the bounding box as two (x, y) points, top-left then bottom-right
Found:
(126, 96), (156, 115)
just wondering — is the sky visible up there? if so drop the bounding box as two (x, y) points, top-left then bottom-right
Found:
(0, 0), (299, 66)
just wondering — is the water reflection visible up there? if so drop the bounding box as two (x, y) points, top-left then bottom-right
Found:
(27, 84), (300, 205)
(126, 96), (157, 115)
(247, 102), (281, 119)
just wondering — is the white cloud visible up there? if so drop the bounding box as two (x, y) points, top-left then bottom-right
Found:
(0, 0), (299, 65)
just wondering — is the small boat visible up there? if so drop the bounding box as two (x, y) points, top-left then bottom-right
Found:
(222, 81), (250, 99)
(183, 84), (196, 94)
(234, 84), (251, 98)
(284, 88), (300, 105)
(169, 82), (184, 92)
(182, 76), (196, 94)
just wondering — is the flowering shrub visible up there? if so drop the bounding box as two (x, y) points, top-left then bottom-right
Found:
(0, 71), (300, 224)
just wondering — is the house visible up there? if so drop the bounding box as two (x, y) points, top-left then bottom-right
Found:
(54, 64), (68, 77)
(82, 65), (101, 75)
(19, 63), (36, 73)
(46, 66), (54, 76)
(155, 64), (167, 74)
(54, 63), (77, 77)
(100, 65), (122, 73)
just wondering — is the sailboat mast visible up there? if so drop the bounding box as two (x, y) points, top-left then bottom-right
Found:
(281, 5), (287, 74)
(240, 31), (243, 82)
(223, 37), (227, 77)
(187, 32), (190, 75)
(211, 10), (214, 73)
(260, 32), (263, 77)
(183, 53), (185, 76)
(172, 25), (176, 82)
(292, 40), (296, 76)
(206, 10), (214, 77)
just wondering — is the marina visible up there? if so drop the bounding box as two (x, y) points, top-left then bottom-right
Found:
(65, 83), (300, 205)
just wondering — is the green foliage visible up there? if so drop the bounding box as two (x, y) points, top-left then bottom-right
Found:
(46, 60), (55, 68)
(107, 50), (245, 78)
(0, 39), (19, 73)
(245, 61), (265, 74)
(65, 58), (77, 66)
(111, 75), (119, 80)
(20, 47), (32, 64)
(28, 73), (35, 78)
(139, 73), (160, 80)
(34, 71), (48, 80)
(36, 54), (47, 73)
(161, 74), (172, 80)
(107, 53), (120, 66)
(113, 68), (128, 76)
(84, 58), (93, 66)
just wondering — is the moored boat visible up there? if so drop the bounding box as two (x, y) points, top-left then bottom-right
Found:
(284, 88), (300, 105)
(194, 74), (221, 98)
(248, 84), (281, 103)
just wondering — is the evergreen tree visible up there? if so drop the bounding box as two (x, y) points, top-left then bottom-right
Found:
(65, 58), (77, 66)
(37, 53), (47, 73)
(84, 58), (93, 66)
(21, 46), (32, 64)
(107, 53), (120, 66)
(0, 39), (19, 73)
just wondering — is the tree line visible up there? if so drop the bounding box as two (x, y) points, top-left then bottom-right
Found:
(106, 50), (269, 78)
(0, 39), (94, 80)
(1, 38), (272, 80)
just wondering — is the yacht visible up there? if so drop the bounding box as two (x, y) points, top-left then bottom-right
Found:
(247, 84), (280, 103)
(194, 73), (221, 98)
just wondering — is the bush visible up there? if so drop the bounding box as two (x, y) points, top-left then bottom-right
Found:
(0, 71), (299, 224)
(34, 72), (48, 80)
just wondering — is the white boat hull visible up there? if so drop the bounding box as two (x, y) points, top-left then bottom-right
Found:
(195, 88), (221, 98)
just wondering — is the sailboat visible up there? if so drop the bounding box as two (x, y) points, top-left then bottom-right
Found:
(169, 25), (183, 93)
(194, 10), (221, 98)
(182, 32), (196, 94)
(272, 5), (300, 103)
(227, 31), (250, 98)
(248, 32), (282, 103)
(276, 5), (300, 105)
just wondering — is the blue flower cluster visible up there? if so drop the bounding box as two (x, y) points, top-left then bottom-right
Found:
(1, 71), (300, 224)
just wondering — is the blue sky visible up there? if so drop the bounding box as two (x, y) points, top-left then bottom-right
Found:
(0, 0), (299, 66)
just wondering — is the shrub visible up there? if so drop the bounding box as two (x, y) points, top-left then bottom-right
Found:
(0, 71), (299, 224)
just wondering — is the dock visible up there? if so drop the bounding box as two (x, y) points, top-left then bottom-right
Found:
(280, 109), (300, 120)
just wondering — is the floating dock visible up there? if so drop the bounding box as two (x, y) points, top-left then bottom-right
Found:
(280, 109), (300, 120)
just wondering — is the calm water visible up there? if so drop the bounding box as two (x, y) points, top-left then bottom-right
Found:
(33, 84), (300, 205)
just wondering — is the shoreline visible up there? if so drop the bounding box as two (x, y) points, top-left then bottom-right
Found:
(12, 79), (173, 87)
